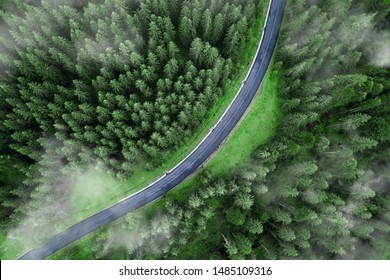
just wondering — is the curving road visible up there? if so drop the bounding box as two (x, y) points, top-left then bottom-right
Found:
(19, 0), (287, 260)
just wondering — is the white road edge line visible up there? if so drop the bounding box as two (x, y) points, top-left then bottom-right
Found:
(118, 0), (274, 203)
(18, 0), (276, 259)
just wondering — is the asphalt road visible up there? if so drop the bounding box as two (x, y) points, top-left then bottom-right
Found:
(19, 0), (287, 260)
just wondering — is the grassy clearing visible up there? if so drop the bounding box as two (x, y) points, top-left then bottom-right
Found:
(206, 69), (281, 176)
(169, 67), (281, 202)
(69, 0), (271, 222)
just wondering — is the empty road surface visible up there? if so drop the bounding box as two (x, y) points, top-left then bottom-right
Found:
(19, 0), (287, 260)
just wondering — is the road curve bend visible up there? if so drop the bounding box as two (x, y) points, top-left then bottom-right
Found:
(19, 0), (287, 260)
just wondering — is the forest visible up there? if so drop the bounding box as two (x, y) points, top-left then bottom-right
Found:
(0, 0), (262, 247)
(1, 0), (390, 260)
(51, 0), (390, 260)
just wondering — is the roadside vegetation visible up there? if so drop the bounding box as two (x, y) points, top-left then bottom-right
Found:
(1, 0), (389, 260)
(0, 0), (270, 259)
(71, 0), (271, 220)
(52, 0), (390, 260)
(49, 56), (281, 260)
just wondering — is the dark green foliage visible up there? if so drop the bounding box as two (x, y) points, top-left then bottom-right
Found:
(0, 0), (261, 223)
(226, 207), (246, 226)
(2, 0), (389, 260)
(74, 0), (390, 260)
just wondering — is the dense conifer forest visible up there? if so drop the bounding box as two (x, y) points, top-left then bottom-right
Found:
(1, 0), (389, 260)
(0, 0), (262, 232)
(50, 0), (390, 260)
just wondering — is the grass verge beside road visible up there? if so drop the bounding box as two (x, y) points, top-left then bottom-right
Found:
(1, 0), (271, 260)
(168, 67), (281, 202)
(47, 0), (280, 260)
(70, 0), (271, 223)
(49, 61), (282, 260)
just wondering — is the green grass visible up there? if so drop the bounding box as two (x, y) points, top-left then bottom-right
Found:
(169, 67), (281, 202)
(50, 59), (282, 261)
(2, 0), (272, 260)
(69, 0), (271, 223)
(0, 230), (26, 260)
(207, 69), (281, 176)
